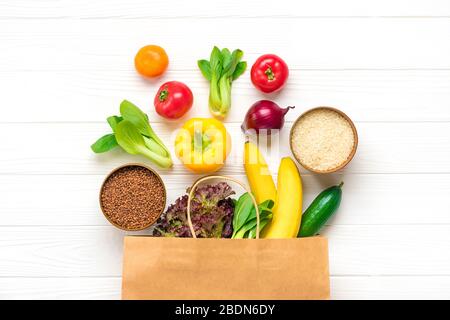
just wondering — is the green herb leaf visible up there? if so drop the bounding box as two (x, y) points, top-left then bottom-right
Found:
(232, 61), (247, 80)
(233, 226), (248, 239)
(221, 48), (232, 71)
(115, 120), (143, 155)
(247, 219), (270, 239)
(143, 136), (169, 157)
(235, 215), (272, 239)
(115, 120), (173, 168)
(198, 47), (246, 118)
(120, 100), (152, 137)
(209, 46), (223, 79)
(91, 100), (172, 167)
(107, 115), (123, 132)
(246, 199), (274, 221)
(231, 198), (274, 239)
(119, 100), (170, 157)
(232, 193), (255, 235)
(198, 59), (212, 81)
(223, 49), (243, 77)
(90, 133), (118, 153)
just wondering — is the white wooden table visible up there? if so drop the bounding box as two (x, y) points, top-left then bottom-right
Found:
(1, 0), (450, 299)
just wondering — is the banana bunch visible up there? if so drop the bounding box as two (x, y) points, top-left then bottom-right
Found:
(244, 142), (303, 238)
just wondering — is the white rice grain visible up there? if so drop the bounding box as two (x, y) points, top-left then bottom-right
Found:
(291, 109), (355, 171)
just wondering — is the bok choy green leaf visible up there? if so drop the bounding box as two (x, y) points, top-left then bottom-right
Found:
(90, 100), (173, 168)
(232, 194), (274, 239)
(198, 46), (246, 118)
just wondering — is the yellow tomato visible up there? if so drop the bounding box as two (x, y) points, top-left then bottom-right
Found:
(175, 118), (231, 173)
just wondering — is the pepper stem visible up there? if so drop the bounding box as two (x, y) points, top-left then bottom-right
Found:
(338, 181), (344, 188)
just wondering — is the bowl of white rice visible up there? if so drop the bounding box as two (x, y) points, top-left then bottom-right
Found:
(290, 107), (358, 173)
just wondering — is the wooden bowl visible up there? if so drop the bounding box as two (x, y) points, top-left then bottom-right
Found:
(99, 163), (166, 231)
(289, 107), (358, 174)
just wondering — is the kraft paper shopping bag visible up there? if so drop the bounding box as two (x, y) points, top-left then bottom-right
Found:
(122, 236), (330, 300)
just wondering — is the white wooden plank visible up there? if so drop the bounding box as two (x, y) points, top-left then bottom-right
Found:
(1, 173), (449, 226)
(1, 276), (449, 299)
(0, 226), (127, 277)
(2, 70), (450, 123)
(332, 276), (450, 299)
(326, 225), (450, 275)
(0, 226), (449, 277)
(1, 18), (450, 71)
(1, 0), (449, 18)
(0, 0), (449, 301)
(0, 277), (121, 300)
(0, 122), (449, 175)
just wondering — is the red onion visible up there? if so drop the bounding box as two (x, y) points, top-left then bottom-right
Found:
(241, 100), (294, 134)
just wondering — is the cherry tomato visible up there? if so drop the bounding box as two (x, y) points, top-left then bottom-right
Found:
(250, 54), (289, 93)
(154, 81), (193, 119)
(134, 45), (169, 78)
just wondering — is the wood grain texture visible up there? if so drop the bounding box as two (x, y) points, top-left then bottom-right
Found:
(1, 0), (449, 18)
(0, 278), (121, 300)
(2, 70), (450, 123)
(331, 276), (450, 300)
(1, 18), (450, 71)
(1, 0), (450, 299)
(1, 173), (450, 226)
(1, 122), (449, 175)
(1, 226), (449, 277)
(2, 276), (450, 300)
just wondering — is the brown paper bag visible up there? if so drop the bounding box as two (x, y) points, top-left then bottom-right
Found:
(122, 236), (330, 300)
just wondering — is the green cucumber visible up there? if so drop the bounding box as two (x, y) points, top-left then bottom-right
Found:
(298, 182), (343, 237)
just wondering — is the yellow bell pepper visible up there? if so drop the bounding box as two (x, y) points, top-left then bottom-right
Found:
(175, 118), (231, 173)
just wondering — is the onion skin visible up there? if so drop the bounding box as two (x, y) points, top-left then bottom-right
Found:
(241, 100), (294, 134)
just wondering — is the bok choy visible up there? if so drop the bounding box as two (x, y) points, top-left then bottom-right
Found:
(91, 100), (173, 168)
(232, 193), (274, 239)
(198, 46), (247, 118)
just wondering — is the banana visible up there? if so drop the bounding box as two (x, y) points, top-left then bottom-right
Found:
(244, 141), (277, 204)
(262, 157), (303, 239)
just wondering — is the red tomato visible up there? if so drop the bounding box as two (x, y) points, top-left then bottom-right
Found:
(154, 81), (193, 119)
(250, 54), (289, 93)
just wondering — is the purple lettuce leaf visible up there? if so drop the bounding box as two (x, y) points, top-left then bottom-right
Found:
(152, 182), (235, 238)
